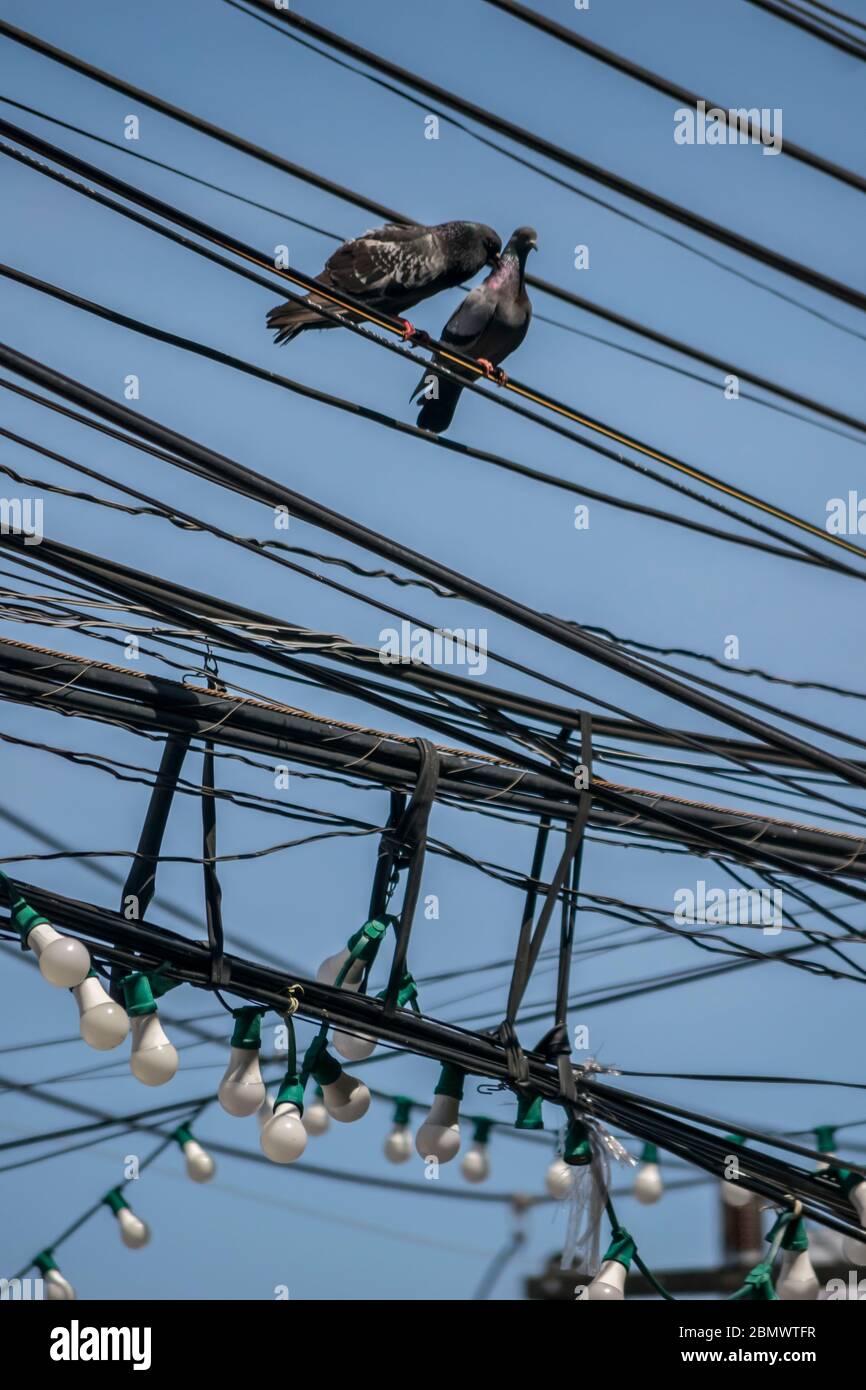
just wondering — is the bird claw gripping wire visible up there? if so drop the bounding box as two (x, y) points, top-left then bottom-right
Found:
(477, 358), (508, 386)
(399, 318), (431, 346)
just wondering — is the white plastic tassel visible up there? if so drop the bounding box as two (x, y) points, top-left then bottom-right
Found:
(560, 1118), (632, 1274)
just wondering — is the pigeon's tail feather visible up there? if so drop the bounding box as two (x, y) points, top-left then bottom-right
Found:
(415, 377), (463, 434)
(267, 297), (343, 345)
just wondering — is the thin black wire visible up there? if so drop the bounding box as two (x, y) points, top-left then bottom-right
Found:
(232, 1), (866, 316)
(742, 0), (866, 56)
(481, 0), (866, 190)
(2, 95), (863, 451)
(228, 1), (866, 324)
(7, 94), (863, 449)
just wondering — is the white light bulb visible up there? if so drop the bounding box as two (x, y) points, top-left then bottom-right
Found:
(633, 1162), (664, 1205)
(116, 1207), (150, 1250)
(257, 1092), (275, 1133)
(384, 1124), (413, 1164)
(261, 1102), (308, 1163)
(720, 1178), (753, 1208)
(28, 922), (90, 988)
(843, 1234), (866, 1265)
(73, 975), (129, 1051)
(332, 1028), (376, 1061)
(302, 1096), (330, 1136)
(317, 947), (364, 989)
(588, 1260), (627, 1300)
(218, 1046), (266, 1116)
(181, 1138), (216, 1183)
(129, 1013), (178, 1086)
(847, 1180), (866, 1226)
(43, 1267), (76, 1300)
(321, 1069), (371, 1123)
(545, 1157), (573, 1199)
(776, 1248), (819, 1301)
(460, 1143), (490, 1184)
(415, 1094), (460, 1163)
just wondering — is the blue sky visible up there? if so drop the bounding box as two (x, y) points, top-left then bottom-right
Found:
(1, 0), (865, 1300)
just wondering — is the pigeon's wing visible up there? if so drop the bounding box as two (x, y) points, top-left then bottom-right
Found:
(409, 286), (497, 405)
(320, 224), (441, 299)
(438, 284), (499, 351)
(357, 223), (429, 243)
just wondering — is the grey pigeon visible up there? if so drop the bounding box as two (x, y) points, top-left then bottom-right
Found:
(267, 221), (501, 345)
(411, 227), (536, 433)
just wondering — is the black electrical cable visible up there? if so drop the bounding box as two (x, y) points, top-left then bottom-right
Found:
(3, 542), (861, 889)
(2, 523), (830, 776)
(7, 725), (858, 988)
(3, 881), (865, 1219)
(3, 347), (865, 797)
(5, 134), (859, 579)
(228, 0), (866, 348)
(584, 625), (866, 705)
(4, 8), (864, 352)
(5, 92), (860, 441)
(232, 2), (866, 312)
(481, 0), (866, 194)
(4, 634), (864, 889)
(801, 0), (866, 36)
(0, 291), (835, 580)
(742, 0), (866, 56)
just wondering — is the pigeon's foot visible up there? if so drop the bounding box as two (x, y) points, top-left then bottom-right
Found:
(399, 319), (431, 346)
(477, 358), (509, 386)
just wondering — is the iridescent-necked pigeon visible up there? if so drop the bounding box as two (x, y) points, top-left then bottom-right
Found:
(267, 221), (501, 345)
(411, 226), (537, 433)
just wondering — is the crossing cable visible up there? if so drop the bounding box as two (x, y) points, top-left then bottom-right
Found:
(5, 510), (866, 843)
(742, 0), (866, 56)
(3, 125), (863, 575)
(3, 12), (864, 356)
(481, 0), (866, 193)
(0, 263), (847, 582)
(0, 531), (592, 780)
(7, 782), (851, 992)
(3, 515), (846, 779)
(584, 624), (866, 706)
(11, 568), (838, 813)
(10, 592), (866, 906)
(230, 1), (866, 312)
(3, 598), (858, 836)
(1, 377), (828, 588)
(800, 0), (866, 37)
(782, 0), (866, 43)
(0, 636), (860, 887)
(556, 612), (866, 757)
(0, 436), (455, 598)
(3, 95), (863, 440)
(3, 348), (866, 798)
(3, 564), (861, 889)
(7, 584), (866, 831)
(6, 439), (866, 845)
(8, 583), (866, 834)
(10, 528), (861, 861)
(3, 636), (866, 895)
(227, 0), (866, 348)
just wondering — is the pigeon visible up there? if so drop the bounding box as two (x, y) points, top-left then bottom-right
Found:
(411, 226), (537, 433)
(267, 221), (502, 345)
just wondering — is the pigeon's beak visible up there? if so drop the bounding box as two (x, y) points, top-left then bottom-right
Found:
(529, 240), (538, 253)
(488, 251), (501, 268)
